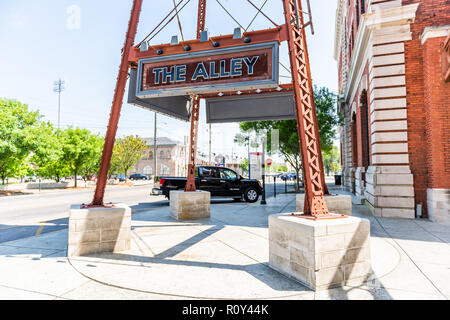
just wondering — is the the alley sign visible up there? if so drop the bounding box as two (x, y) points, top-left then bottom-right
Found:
(135, 42), (279, 98)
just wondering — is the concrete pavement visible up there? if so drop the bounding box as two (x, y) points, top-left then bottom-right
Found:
(0, 189), (449, 300)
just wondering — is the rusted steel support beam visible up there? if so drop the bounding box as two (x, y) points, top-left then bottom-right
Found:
(90, 0), (143, 206)
(197, 0), (207, 39)
(282, 0), (329, 217)
(185, 96), (201, 192)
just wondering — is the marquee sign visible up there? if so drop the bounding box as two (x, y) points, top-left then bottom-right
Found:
(136, 42), (279, 98)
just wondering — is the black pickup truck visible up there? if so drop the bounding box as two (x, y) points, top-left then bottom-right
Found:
(152, 166), (263, 203)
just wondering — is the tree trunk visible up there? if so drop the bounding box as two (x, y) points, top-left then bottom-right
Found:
(74, 170), (77, 188)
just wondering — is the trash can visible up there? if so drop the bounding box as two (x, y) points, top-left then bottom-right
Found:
(334, 174), (342, 186)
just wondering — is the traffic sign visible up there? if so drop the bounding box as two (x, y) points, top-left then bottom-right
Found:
(266, 158), (272, 166)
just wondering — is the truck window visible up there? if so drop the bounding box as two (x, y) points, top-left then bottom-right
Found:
(220, 168), (238, 180)
(201, 167), (220, 178)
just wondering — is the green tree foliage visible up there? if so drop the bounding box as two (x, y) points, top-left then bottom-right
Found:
(239, 158), (249, 176)
(62, 127), (103, 187)
(110, 136), (147, 180)
(235, 86), (339, 190)
(31, 125), (68, 182)
(0, 98), (41, 184)
(323, 145), (341, 176)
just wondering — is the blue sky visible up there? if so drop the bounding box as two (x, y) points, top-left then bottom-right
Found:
(0, 0), (338, 162)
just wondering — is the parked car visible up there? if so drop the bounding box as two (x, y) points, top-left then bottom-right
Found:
(129, 174), (148, 180)
(279, 172), (292, 181)
(152, 166), (263, 203)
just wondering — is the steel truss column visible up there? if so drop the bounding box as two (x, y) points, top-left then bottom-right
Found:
(282, 0), (329, 217)
(90, 0), (143, 206)
(196, 0), (207, 39)
(185, 95), (200, 192)
(184, 0), (207, 192)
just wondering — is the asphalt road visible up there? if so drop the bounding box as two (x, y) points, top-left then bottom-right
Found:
(0, 182), (293, 244)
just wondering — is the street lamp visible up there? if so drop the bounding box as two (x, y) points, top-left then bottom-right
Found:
(53, 79), (65, 129)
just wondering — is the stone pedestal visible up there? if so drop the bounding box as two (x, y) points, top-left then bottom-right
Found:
(427, 188), (450, 223)
(296, 194), (352, 216)
(68, 203), (131, 257)
(170, 190), (210, 220)
(269, 213), (371, 291)
(364, 166), (415, 219)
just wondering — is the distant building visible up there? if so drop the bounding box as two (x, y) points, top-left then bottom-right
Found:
(334, 0), (450, 221)
(131, 137), (187, 177)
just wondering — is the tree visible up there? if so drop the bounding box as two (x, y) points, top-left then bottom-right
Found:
(31, 125), (68, 182)
(235, 86), (339, 190)
(80, 137), (103, 186)
(323, 145), (341, 176)
(110, 135), (147, 181)
(62, 127), (103, 188)
(0, 98), (42, 184)
(239, 158), (249, 176)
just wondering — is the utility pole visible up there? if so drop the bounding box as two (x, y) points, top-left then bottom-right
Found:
(209, 123), (212, 165)
(53, 79), (65, 129)
(261, 136), (267, 205)
(153, 112), (158, 182)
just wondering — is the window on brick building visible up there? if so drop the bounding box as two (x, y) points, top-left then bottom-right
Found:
(351, 112), (358, 168)
(356, 0), (360, 27)
(359, 89), (370, 168)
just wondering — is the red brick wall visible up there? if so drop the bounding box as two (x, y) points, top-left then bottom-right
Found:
(423, 37), (450, 189)
(403, 0), (450, 217)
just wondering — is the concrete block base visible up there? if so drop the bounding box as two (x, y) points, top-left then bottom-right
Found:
(296, 194), (352, 216)
(68, 203), (131, 257)
(170, 190), (210, 220)
(427, 188), (450, 223)
(269, 213), (371, 291)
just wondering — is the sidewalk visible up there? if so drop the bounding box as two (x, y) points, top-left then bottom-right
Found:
(0, 190), (449, 300)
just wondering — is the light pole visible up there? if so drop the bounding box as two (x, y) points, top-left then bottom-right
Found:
(261, 136), (267, 205)
(153, 112), (157, 182)
(209, 123), (212, 165)
(53, 79), (65, 129)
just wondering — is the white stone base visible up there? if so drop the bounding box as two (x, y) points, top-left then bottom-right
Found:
(427, 188), (450, 223)
(354, 167), (366, 204)
(364, 166), (415, 219)
(170, 190), (210, 220)
(269, 213), (371, 291)
(296, 194), (352, 216)
(68, 203), (131, 257)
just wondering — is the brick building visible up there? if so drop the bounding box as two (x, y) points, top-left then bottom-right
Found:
(131, 137), (188, 177)
(334, 0), (450, 221)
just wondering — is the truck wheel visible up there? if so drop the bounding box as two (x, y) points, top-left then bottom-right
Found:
(244, 187), (259, 203)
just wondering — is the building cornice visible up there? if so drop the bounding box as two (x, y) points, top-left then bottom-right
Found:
(334, 0), (347, 60)
(421, 25), (450, 45)
(343, 3), (419, 105)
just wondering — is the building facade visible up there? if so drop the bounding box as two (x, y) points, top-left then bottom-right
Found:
(131, 137), (188, 177)
(334, 0), (450, 221)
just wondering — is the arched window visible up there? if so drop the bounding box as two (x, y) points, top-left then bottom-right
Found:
(351, 112), (358, 168)
(143, 166), (152, 175)
(359, 89), (370, 168)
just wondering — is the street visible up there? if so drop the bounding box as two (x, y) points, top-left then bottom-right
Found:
(0, 182), (291, 244)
